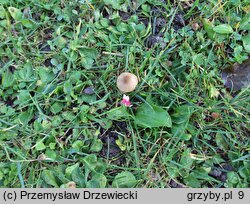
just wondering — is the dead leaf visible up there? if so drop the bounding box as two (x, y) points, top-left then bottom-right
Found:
(221, 59), (250, 91)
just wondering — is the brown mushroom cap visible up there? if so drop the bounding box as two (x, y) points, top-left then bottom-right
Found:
(116, 72), (138, 93)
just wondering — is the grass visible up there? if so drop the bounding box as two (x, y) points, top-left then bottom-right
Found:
(0, 0), (249, 188)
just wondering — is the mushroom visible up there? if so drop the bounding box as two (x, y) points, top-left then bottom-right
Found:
(116, 72), (138, 93)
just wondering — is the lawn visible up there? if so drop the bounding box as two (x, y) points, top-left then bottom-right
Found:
(0, 0), (249, 188)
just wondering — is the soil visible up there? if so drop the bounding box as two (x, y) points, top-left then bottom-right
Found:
(39, 43), (51, 52)
(173, 13), (185, 30)
(209, 163), (234, 183)
(2, 96), (16, 107)
(8, 65), (16, 73)
(38, 28), (53, 67)
(99, 121), (128, 165)
(119, 10), (132, 21)
(221, 59), (250, 91)
(43, 58), (53, 67)
(169, 179), (185, 188)
(103, 3), (191, 48)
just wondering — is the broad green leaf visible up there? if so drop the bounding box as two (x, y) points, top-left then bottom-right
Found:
(8, 7), (22, 21)
(103, 0), (124, 9)
(53, 167), (68, 184)
(213, 24), (233, 34)
(81, 57), (94, 69)
(61, 111), (75, 121)
(227, 172), (239, 184)
(49, 143), (56, 150)
(54, 36), (67, 48)
(2, 70), (14, 88)
(116, 22), (129, 32)
(0, 19), (8, 28)
(95, 159), (107, 174)
(72, 166), (85, 187)
(69, 71), (81, 84)
(185, 167), (214, 187)
(79, 47), (97, 59)
(212, 154), (225, 164)
(208, 84), (219, 98)
(179, 133), (192, 141)
(167, 164), (179, 178)
(242, 34), (250, 53)
(100, 18), (110, 28)
(72, 140), (84, 151)
(65, 163), (79, 178)
(239, 13), (250, 30)
(38, 67), (55, 83)
(17, 62), (34, 80)
(42, 170), (58, 187)
(0, 6), (6, 19)
(134, 23), (146, 33)
(50, 102), (64, 114)
(35, 140), (46, 151)
(180, 148), (194, 170)
(0, 130), (17, 141)
(116, 139), (126, 151)
(45, 149), (56, 161)
(233, 45), (248, 63)
(98, 118), (112, 129)
(41, 119), (51, 130)
(172, 124), (186, 139)
(81, 94), (96, 103)
(191, 167), (213, 180)
(184, 174), (201, 188)
(20, 19), (34, 28)
(135, 103), (172, 128)
(90, 139), (103, 152)
(193, 53), (206, 66)
(238, 166), (250, 180)
(142, 4), (151, 13)
(51, 116), (63, 127)
(0, 0), (9, 4)
(18, 109), (33, 124)
(86, 174), (107, 188)
(202, 19), (215, 40)
(63, 81), (73, 95)
(172, 105), (192, 124)
(80, 105), (90, 114)
(0, 170), (3, 180)
(112, 171), (137, 188)
(106, 106), (128, 120)
(82, 154), (97, 171)
(215, 133), (228, 151)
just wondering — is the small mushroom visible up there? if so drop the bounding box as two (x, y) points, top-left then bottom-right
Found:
(66, 181), (76, 188)
(116, 72), (138, 93)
